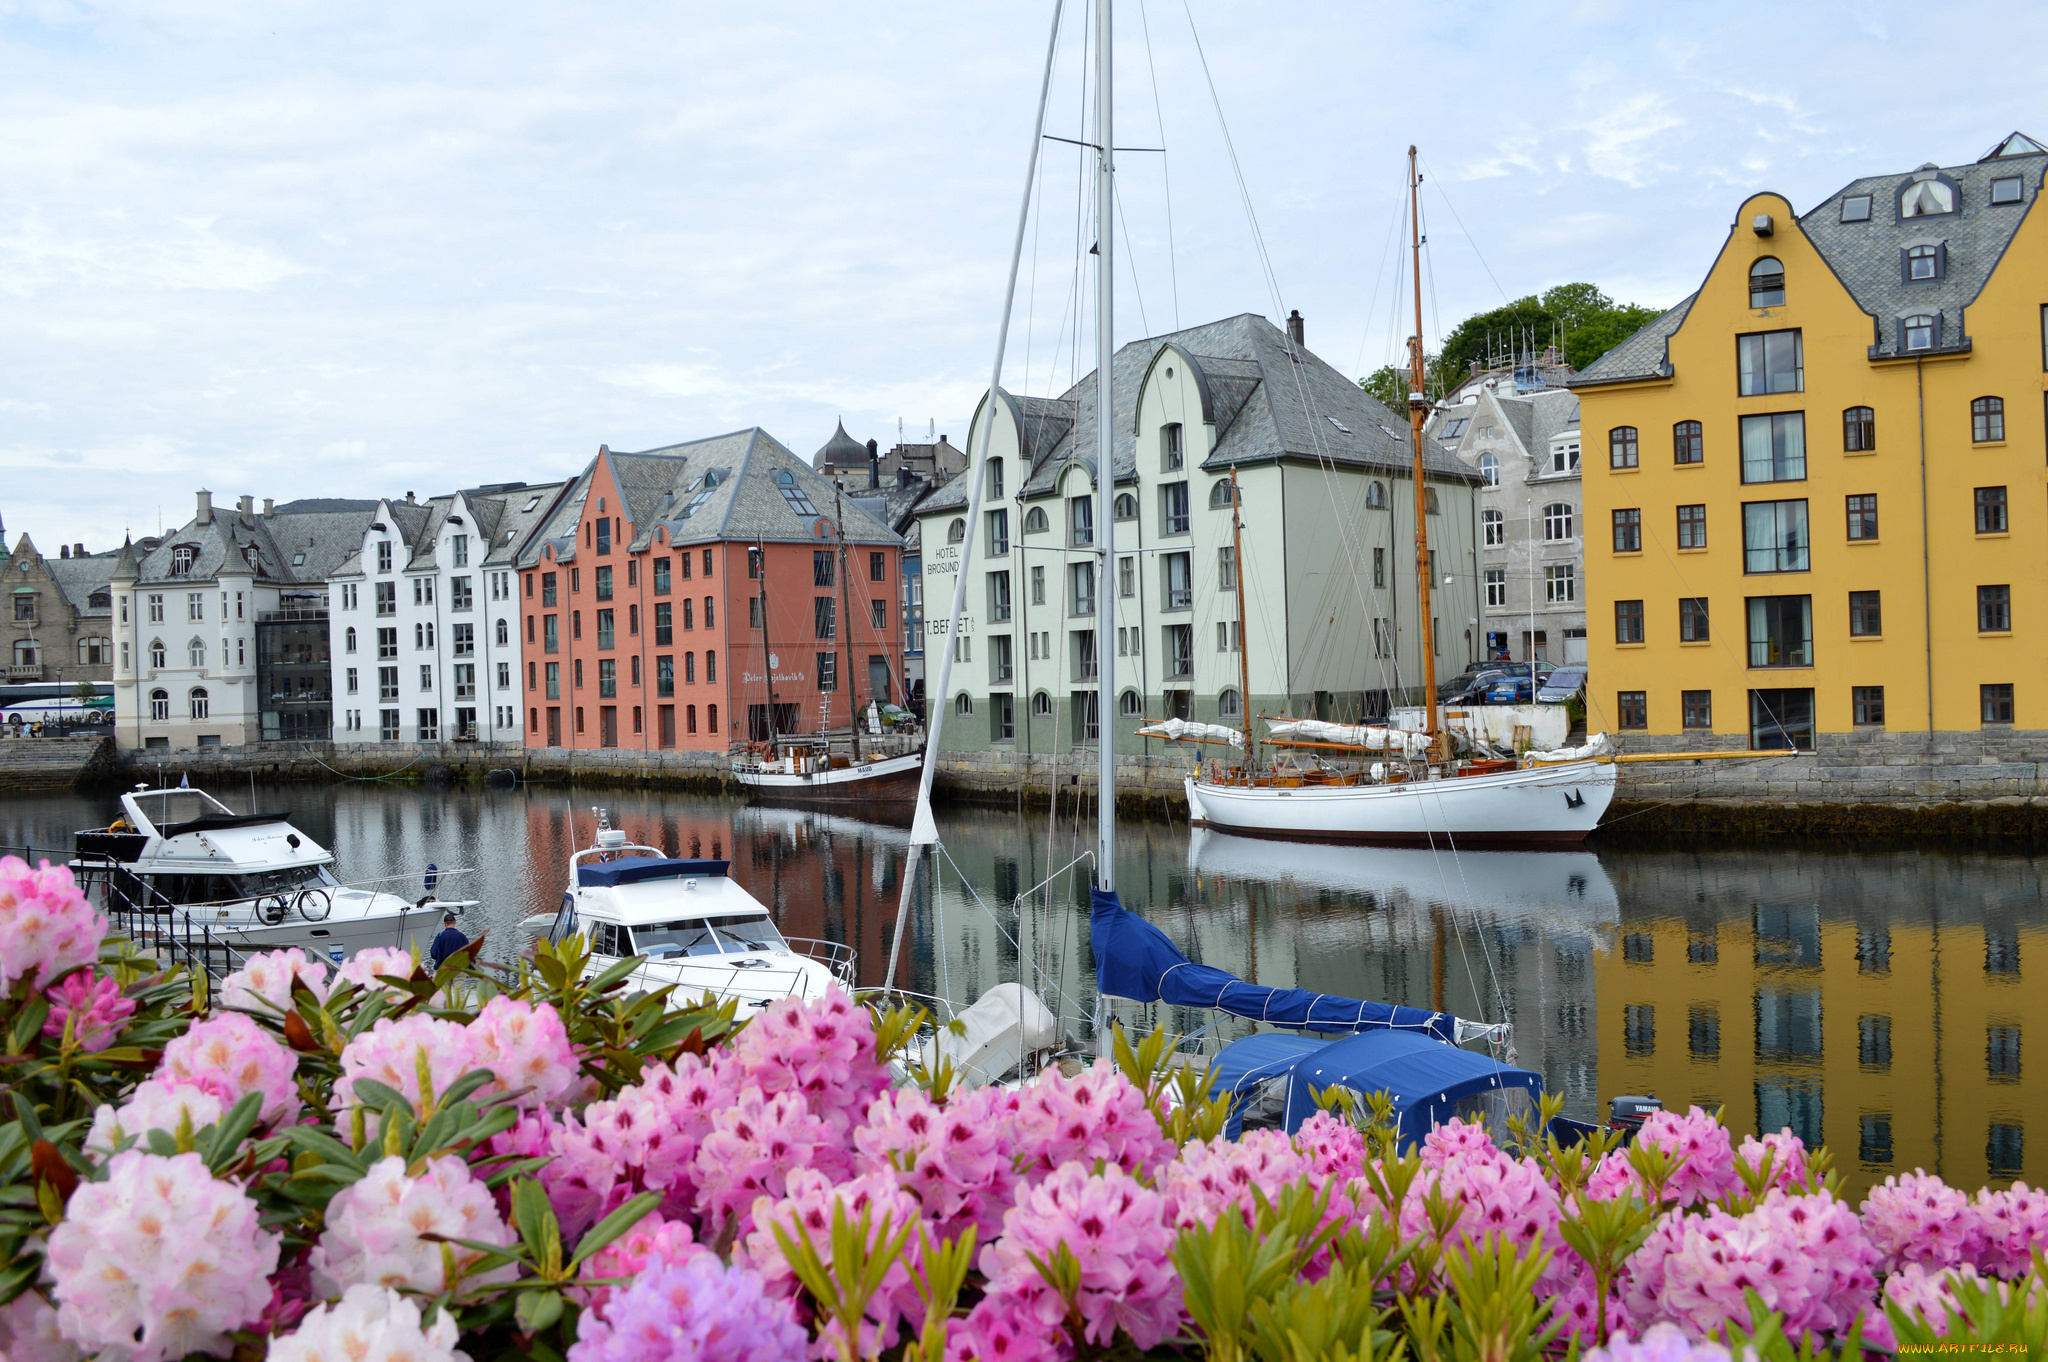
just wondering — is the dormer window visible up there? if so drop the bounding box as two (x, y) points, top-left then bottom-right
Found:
(1906, 244), (1942, 281)
(1840, 195), (1872, 223)
(1899, 177), (1956, 218)
(1749, 258), (1785, 308)
(774, 469), (818, 516)
(170, 545), (195, 576)
(1441, 417), (1469, 438)
(242, 545), (259, 568)
(1904, 314), (1937, 352)
(1991, 176), (2025, 205)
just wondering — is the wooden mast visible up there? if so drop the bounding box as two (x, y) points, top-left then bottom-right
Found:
(1229, 465), (1254, 774)
(1405, 145), (1441, 751)
(833, 481), (860, 761)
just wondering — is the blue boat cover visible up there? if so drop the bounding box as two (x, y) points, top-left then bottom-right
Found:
(577, 858), (731, 888)
(1090, 889), (1458, 1042)
(1205, 1033), (1331, 1139)
(1279, 1028), (1543, 1145)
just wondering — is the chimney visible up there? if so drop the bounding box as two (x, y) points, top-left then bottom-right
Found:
(60, 544), (69, 558)
(262, 498), (274, 517)
(867, 438), (879, 490)
(405, 491), (416, 505)
(196, 489), (213, 525)
(1287, 309), (1305, 347)
(238, 494), (255, 521)
(74, 543), (85, 558)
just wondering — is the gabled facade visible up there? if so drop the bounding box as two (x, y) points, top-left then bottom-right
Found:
(4, 534), (117, 686)
(916, 312), (1484, 755)
(1574, 133), (2048, 749)
(516, 431), (904, 752)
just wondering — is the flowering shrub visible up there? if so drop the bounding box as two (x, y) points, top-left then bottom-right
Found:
(10, 857), (2048, 1362)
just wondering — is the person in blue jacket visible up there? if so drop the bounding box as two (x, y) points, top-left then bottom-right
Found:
(428, 912), (470, 970)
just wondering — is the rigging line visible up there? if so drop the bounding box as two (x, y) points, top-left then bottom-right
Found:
(1351, 175), (1410, 382)
(1418, 154), (1514, 312)
(1135, 0), (1179, 330)
(1420, 195), (1445, 400)
(1113, 177), (1150, 336)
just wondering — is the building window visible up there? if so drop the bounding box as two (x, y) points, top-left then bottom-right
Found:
(1551, 438), (1580, 473)
(814, 596), (837, 639)
(1674, 503), (1707, 550)
(1365, 480), (1387, 510)
(1747, 596), (1813, 667)
(656, 656), (674, 698)
(1024, 506), (1048, 534)
(1846, 494), (1878, 541)
(1742, 500), (1809, 574)
(1673, 420), (1703, 464)
(1543, 503), (1574, 541)
(1905, 243), (1942, 282)
(1482, 509), (1505, 547)
(1992, 175), (2025, 205)
(1982, 683), (2015, 724)
(1484, 569), (1506, 608)
(188, 638), (205, 667)
(1736, 330), (1802, 395)
(1162, 553), (1192, 610)
(381, 710), (400, 740)
(653, 558), (670, 594)
(1750, 688), (1816, 751)
(985, 509), (1009, 556)
(1031, 690), (1051, 718)
(1849, 591), (1882, 637)
(1609, 427), (1638, 469)
(1165, 625), (1193, 679)
(1976, 486), (2009, 534)
(1979, 585), (2012, 633)
(1680, 597), (1710, 643)
(817, 651), (838, 691)
(1749, 257), (1785, 307)
(1070, 563), (1095, 617)
(1739, 412), (1806, 484)
(1161, 482), (1191, 535)
(1478, 453), (1500, 487)
(947, 519), (965, 545)
(1612, 508), (1641, 553)
(1615, 599), (1644, 645)
(655, 602), (672, 645)
(1162, 422), (1184, 471)
(1117, 492), (1142, 519)
(989, 571), (1013, 622)
(417, 709), (439, 741)
(773, 469), (818, 516)
(988, 691), (1014, 742)
(1853, 686), (1885, 726)
(870, 551), (885, 582)
(1904, 314), (1936, 352)
(1973, 396), (2006, 442)
(1546, 565), (1575, 604)
(1841, 194), (1873, 223)
(1069, 496), (1095, 546)
(812, 550), (833, 588)
(955, 691), (973, 717)
(1682, 689), (1712, 729)
(1121, 688), (1145, 719)
(1840, 406), (1876, 453)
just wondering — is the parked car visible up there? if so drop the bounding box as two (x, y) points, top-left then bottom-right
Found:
(1536, 666), (1587, 705)
(1484, 668), (1553, 705)
(1438, 667), (1514, 705)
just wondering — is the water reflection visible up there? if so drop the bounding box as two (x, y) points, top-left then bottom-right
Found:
(3, 785), (2042, 1195)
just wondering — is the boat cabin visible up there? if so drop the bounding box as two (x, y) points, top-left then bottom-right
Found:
(73, 787), (341, 911)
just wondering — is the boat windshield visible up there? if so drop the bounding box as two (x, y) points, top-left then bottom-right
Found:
(630, 913), (787, 958)
(233, 865), (340, 898)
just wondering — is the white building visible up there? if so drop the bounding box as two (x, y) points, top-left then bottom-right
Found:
(1427, 375), (1586, 665)
(327, 484), (566, 743)
(915, 312), (1483, 756)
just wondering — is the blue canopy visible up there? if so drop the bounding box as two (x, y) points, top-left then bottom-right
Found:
(1205, 1033), (1331, 1139)
(577, 858), (731, 888)
(1280, 1028), (1543, 1146)
(1090, 889), (1459, 1042)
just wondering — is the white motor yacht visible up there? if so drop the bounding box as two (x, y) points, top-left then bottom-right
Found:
(525, 815), (853, 1009)
(71, 785), (476, 967)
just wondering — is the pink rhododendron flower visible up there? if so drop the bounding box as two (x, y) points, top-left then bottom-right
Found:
(726, 986), (888, 1175)
(1588, 1107), (1737, 1207)
(333, 1014), (478, 1121)
(1008, 1061), (1173, 1183)
(1969, 1181), (2048, 1278)
(1734, 1130), (1811, 1194)
(1881, 1262), (1987, 1338)
(1162, 1129), (1312, 1230)
(693, 1086), (830, 1239)
(945, 1296), (1064, 1362)
(567, 1255), (805, 1362)
(975, 1162), (1182, 1353)
(570, 1213), (709, 1316)
(219, 948), (329, 1015)
(1583, 1322), (1731, 1362)
(310, 1154), (515, 1297)
(42, 970), (136, 1052)
(0, 857), (105, 995)
(85, 1078), (228, 1159)
(331, 946), (419, 995)
(0, 1288), (82, 1362)
(1401, 1145), (1570, 1292)
(854, 1084), (1019, 1244)
(465, 995), (579, 1108)
(542, 1052), (737, 1239)
(45, 1149), (280, 1362)
(1292, 1110), (1366, 1184)
(157, 1010), (301, 1126)
(1860, 1169), (1976, 1272)
(1419, 1117), (1499, 1169)
(741, 1168), (927, 1358)
(268, 1284), (468, 1362)
(1548, 1271), (1633, 1347)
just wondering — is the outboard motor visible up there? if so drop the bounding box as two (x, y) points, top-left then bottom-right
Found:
(1608, 1095), (1662, 1143)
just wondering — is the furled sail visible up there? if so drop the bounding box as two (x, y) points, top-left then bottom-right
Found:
(1136, 718), (1244, 747)
(1090, 889), (1508, 1045)
(1523, 732), (1615, 763)
(1264, 719), (1433, 755)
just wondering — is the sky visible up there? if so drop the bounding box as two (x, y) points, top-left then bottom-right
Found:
(2, 0), (2044, 553)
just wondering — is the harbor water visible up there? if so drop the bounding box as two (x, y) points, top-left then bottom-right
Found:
(5, 781), (2041, 1200)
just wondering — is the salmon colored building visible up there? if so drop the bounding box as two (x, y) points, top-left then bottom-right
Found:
(516, 430), (906, 752)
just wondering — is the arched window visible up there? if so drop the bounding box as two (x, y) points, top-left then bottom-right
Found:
(496, 619), (509, 646)
(955, 692), (973, 716)
(1425, 488), (1440, 515)
(1903, 314), (1936, 352)
(170, 545), (196, 577)
(149, 639), (166, 669)
(1209, 481), (1237, 509)
(1114, 493), (1138, 520)
(1219, 688), (1242, 719)
(1119, 689), (1142, 718)
(88, 589), (110, 610)
(189, 688), (209, 720)
(1478, 453), (1500, 487)
(1482, 509), (1505, 547)
(1843, 407), (1876, 452)
(12, 640), (36, 666)
(1024, 506), (1049, 533)
(987, 458), (1004, 500)
(345, 626), (357, 653)
(1973, 397), (2006, 443)
(1609, 427), (1639, 469)
(1900, 178), (1956, 218)
(1749, 257), (1785, 307)
(188, 638), (205, 667)
(1543, 503), (1575, 542)
(1674, 420), (1703, 464)
(947, 518), (965, 545)
(1032, 690), (1051, 717)
(149, 689), (169, 721)
(1365, 480), (1387, 510)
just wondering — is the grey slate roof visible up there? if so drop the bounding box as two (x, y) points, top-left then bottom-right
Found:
(921, 312), (1475, 515)
(813, 420), (871, 472)
(44, 553), (120, 615)
(1569, 295), (1694, 387)
(128, 504), (376, 588)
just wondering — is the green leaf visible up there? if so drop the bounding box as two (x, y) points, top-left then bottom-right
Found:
(583, 956), (644, 994)
(567, 1191), (663, 1269)
(205, 1092), (266, 1173)
(347, 1078), (414, 1116)
(514, 1289), (565, 1335)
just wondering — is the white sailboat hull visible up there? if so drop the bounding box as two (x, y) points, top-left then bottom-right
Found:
(1185, 760), (1617, 846)
(731, 751), (925, 809)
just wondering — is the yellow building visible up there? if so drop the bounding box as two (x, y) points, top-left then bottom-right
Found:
(1573, 132), (2048, 749)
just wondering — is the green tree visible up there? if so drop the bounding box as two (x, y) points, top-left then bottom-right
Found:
(1412, 284), (1664, 387)
(1559, 303), (1662, 371)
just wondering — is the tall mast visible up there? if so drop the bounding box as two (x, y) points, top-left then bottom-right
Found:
(755, 533), (777, 748)
(1405, 145), (1441, 747)
(1230, 465), (1253, 773)
(1093, 0), (1117, 892)
(834, 481), (860, 760)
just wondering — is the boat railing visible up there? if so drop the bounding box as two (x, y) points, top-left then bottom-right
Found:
(31, 844), (251, 981)
(619, 951), (837, 1003)
(783, 936), (857, 987)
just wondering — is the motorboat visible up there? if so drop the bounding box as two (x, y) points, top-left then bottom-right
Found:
(524, 813), (854, 1009)
(730, 740), (924, 815)
(70, 784), (475, 967)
